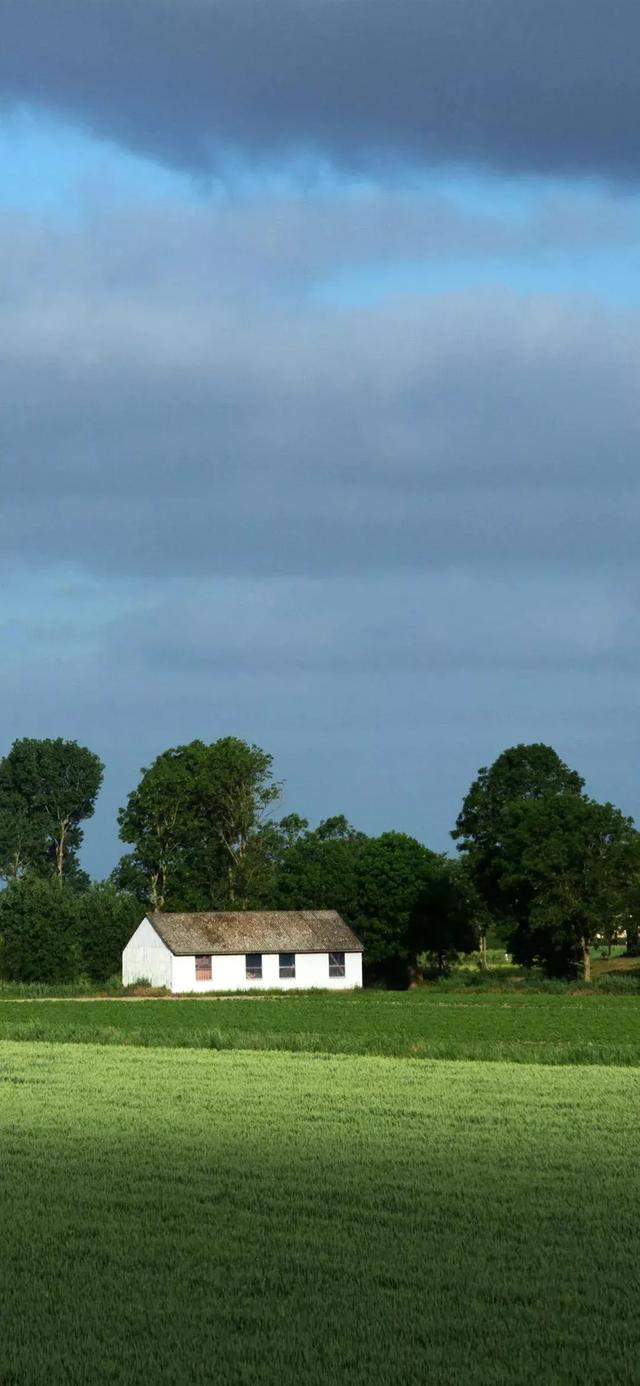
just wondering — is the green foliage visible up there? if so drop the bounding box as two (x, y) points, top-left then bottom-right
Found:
(191, 736), (282, 905)
(0, 876), (82, 982)
(0, 738), (103, 881)
(496, 795), (638, 979)
(313, 814), (363, 841)
(0, 801), (48, 880)
(450, 743), (639, 979)
(0, 876), (140, 983)
(116, 740), (209, 908)
(0, 978), (127, 998)
(454, 742), (585, 846)
(409, 859), (479, 974)
(274, 821), (363, 919)
(453, 742), (584, 918)
(275, 823), (440, 982)
(270, 812), (309, 850)
(70, 883), (141, 982)
(117, 737), (282, 909)
(1, 731), (639, 995)
(353, 832), (442, 979)
(613, 832), (640, 954)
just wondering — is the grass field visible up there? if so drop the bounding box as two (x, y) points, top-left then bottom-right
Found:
(2, 1041), (640, 1385)
(3, 994), (640, 1382)
(3, 989), (640, 1064)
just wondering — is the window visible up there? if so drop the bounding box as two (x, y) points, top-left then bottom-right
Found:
(329, 951), (345, 978)
(195, 955), (212, 981)
(246, 953), (262, 980)
(279, 952), (295, 979)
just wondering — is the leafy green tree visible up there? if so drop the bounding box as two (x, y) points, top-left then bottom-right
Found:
(273, 813), (310, 850)
(613, 832), (640, 955)
(275, 823), (441, 984)
(452, 743), (584, 924)
(193, 738), (282, 905)
(274, 822), (364, 920)
(409, 860), (479, 976)
(72, 883), (141, 982)
(117, 738), (282, 910)
(0, 801), (48, 881)
(495, 795), (637, 981)
(0, 876), (81, 982)
(236, 814), (311, 906)
(117, 742), (203, 909)
(354, 833), (443, 983)
(0, 739), (103, 881)
(314, 815), (363, 842)
(0, 876), (140, 984)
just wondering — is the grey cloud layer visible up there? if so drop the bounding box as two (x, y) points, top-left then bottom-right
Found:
(2, 0), (640, 179)
(105, 572), (636, 677)
(3, 187), (640, 873)
(2, 198), (640, 582)
(6, 562), (640, 875)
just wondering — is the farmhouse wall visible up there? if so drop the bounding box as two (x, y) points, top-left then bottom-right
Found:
(170, 949), (363, 993)
(122, 917), (172, 988)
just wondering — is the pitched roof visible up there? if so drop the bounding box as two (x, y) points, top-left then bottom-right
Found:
(146, 910), (363, 956)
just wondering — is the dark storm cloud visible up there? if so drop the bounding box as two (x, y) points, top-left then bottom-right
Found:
(2, 199), (640, 583)
(2, 0), (640, 180)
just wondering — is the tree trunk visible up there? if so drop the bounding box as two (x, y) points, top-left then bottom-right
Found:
(55, 825), (66, 880)
(479, 931), (487, 970)
(581, 935), (591, 984)
(407, 956), (420, 989)
(151, 870), (165, 910)
(627, 920), (639, 956)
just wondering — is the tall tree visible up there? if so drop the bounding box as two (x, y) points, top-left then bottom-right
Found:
(194, 738), (282, 905)
(117, 738), (282, 910)
(354, 833), (443, 983)
(0, 800), (47, 881)
(72, 883), (141, 982)
(615, 832), (640, 955)
(314, 815), (363, 842)
(0, 738), (103, 882)
(0, 876), (140, 984)
(495, 795), (636, 981)
(117, 743), (204, 909)
(452, 743), (585, 926)
(408, 859), (479, 976)
(275, 825), (441, 985)
(274, 821), (364, 921)
(0, 876), (81, 982)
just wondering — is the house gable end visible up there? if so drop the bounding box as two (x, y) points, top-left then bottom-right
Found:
(126, 916), (173, 954)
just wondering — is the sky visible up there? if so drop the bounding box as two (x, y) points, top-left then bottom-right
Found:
(2, 0), (640, 877)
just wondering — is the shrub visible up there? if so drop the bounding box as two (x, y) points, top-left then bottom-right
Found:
(0, 877), (82, 983)
(0, 876), (140, 984)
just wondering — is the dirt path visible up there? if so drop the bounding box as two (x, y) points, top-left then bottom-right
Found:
(0, 992), (277, 1004)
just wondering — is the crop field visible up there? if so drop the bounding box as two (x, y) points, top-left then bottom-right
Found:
(2, 989), (640, 1064)
(3, 994), (640, 1383)
(1, 1042), (640, 1385)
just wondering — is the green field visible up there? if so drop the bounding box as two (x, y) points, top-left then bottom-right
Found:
(1, 1041), (640, 1385)
(2, 990), (640, 1064)
(3, 994), (640, 1383)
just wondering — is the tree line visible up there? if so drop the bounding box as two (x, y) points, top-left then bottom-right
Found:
(0, 735), (638, 985)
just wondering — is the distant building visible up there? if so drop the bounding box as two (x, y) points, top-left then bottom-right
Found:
(122, 910), (363, 992)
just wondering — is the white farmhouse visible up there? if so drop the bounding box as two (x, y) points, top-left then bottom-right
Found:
(122, 910), (363, 992)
